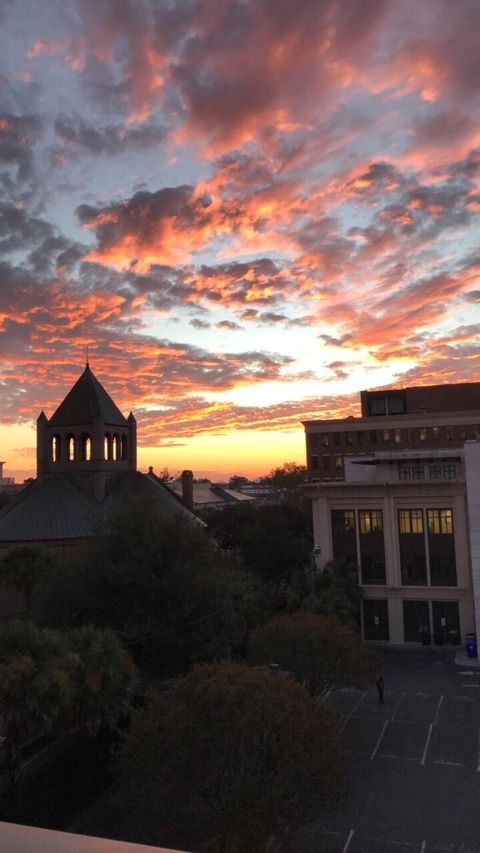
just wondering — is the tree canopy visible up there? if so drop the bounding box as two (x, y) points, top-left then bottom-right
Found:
(39, 500), (262, 674)
(248, 612), (380, 696)
(259, 461), (307, 490)
(0, 545), (56, 615)
(114, 663), (344, 851)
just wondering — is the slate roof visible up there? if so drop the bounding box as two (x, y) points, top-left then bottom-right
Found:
(49, 364), (128, 427)
(0, 476), (101, 542)
(0, 471), (196, 544)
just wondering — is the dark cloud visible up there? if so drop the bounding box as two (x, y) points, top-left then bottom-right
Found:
(54, 114), (166, 156)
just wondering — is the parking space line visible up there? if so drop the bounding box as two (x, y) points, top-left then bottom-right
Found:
(433, 694), (444, 725)
(370, 720), (389, 760)
(421, 723), (433, 766)
(420, 841), (426, 853)
(462, 683), (479, 688)
(339, 690), (366, 731)
(342, 829), (354, 852)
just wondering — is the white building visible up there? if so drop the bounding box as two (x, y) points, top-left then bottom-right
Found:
(303, 383), (480, 646)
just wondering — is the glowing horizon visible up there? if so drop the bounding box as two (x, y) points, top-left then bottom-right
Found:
(0, 0), (479, 483)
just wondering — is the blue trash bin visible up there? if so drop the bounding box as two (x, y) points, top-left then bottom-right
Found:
(465, 633), (477, 658)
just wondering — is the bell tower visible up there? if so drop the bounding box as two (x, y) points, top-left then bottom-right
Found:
(36, 363), (137, 500)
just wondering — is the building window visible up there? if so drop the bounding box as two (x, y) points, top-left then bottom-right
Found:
(427, 508), (453, 535)
(51, 435), (61, 463)
(427, 509), (456, 586)
(460, 428), (467, 440)
(334, 455), (343, 470)
(104, 433), (111, 461)
(442, 463), (456, 479)
(429, 464), (442, 480)
(432, 426), (440, 440)
(321, 433), (329, 447)
(399, 465), (424, 480)
(331, 510), (357, 567)
(407, 428), (415, 443)
(311, 455), (319, 471)
(309, 434), (318, 449)
(399, 509), (423, 534)
(394, 429), (401, 444)
(403, 600), (430, 643)
(67, 434), (75, 461)
(370, 430), (377, 444)
(112, 434), (119, 460)
(333, 432), (341, 447)
(346, 431), (353, 445)
(81, 433), (91, 461)
(369, 394), (405, 416)
(398, 510), (427, 585)
(359, 510), (383, 534)
(358, 431), (365, 445)
(446, 426), (453, 440)
(359, 509), (385, 584)
(432, 601), (460, 645)
(332, 510), (355, 534)
(420, 428), (427, 441)
(322, 455), (330, 471)
(363, 600), (390, 641)
(382, 429), (390, 443)
(121, 434), (128, 460)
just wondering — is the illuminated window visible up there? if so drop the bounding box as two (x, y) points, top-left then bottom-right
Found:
(427, 509), (453, 535)
(82, 435), (91, 461)
(67, 435), (75, 461)
(52, 435), (61, 463)
(394, 428), (401, 444)
(432, 426), (440, 439)
(321, 433), (329, 447)
(334, 455), (343, 469)
(420, 428), (427, 441)
(399, 509), (423, 534)
(332, 510), (355, 534)
(382, 429), (390, 443)
(359, 510), (383, 534)
(113, 434), (119, 460)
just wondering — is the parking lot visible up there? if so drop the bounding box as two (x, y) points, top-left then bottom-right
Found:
(294, 650), (480, 852)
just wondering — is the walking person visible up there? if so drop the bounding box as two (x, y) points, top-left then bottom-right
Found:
(376, 674), (385, 703)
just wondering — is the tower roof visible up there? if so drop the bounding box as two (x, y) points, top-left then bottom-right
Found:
(49, 364), (128, 427)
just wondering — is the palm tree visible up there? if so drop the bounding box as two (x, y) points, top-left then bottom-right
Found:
(0, 545), (55, 616)
(0, 620), (70, 781)
(63, 625), (135, 734)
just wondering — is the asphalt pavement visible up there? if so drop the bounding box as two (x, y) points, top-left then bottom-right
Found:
(293, 648), (480, 853)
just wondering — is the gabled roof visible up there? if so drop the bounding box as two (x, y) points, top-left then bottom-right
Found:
(49, 364), (128, 427)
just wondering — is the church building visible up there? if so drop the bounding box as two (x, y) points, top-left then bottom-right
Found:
(0, 363), (192, 547)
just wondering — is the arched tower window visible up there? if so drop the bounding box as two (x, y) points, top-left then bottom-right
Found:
(67, 434), (76, 461)
(81, 434), (91, 461)
(112, 434), (119, 461)
(104, 433), (111, 461)
(121, 434), (128, 460)
(51, 435), (61, 463)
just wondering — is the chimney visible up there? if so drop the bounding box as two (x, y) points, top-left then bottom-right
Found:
(181, 470), (194, 511)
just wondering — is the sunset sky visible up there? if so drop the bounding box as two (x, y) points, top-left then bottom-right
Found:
(1, 0), (479, 482)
